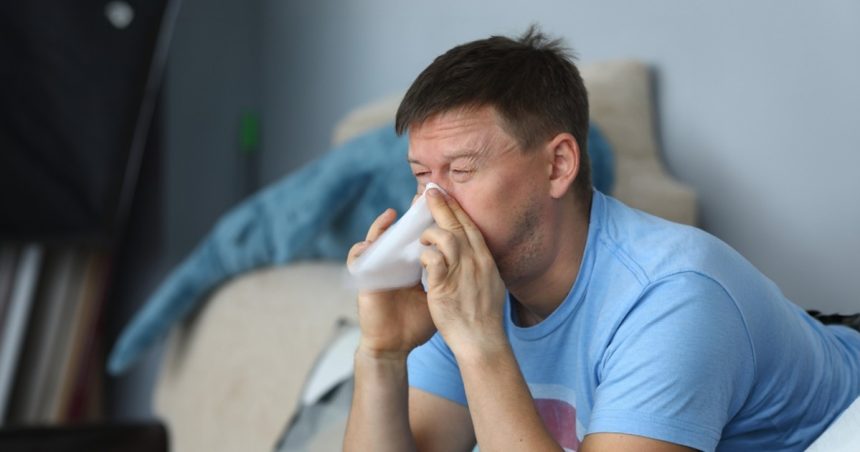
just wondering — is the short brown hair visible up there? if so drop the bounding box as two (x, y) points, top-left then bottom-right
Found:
(396, 25), (591, 197)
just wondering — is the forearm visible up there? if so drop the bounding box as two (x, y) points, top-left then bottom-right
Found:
(343, 348), (417, 452)
(457, 343), (562, 452)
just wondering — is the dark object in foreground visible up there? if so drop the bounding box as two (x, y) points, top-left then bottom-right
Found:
(0, 421), (168, 452)
(808, 310), (860, 332)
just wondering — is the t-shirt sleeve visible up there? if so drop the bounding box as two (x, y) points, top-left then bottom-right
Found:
(407, 332), (468, 406)
(588, 272), (756, 452)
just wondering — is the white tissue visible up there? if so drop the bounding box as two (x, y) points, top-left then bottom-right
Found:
(348, 183), (445, 291)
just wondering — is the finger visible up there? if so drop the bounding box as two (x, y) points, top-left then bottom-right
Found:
(420, 247), (448, 288)
(420, 227), (459, 269)
(425, 188), (465, 235)
(347, 241), (371, 266)
(436, 191), (488, 250)
(366, 208), (397, 242)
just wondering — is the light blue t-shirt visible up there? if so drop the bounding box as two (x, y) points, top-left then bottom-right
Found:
(407, 190), (860, 451)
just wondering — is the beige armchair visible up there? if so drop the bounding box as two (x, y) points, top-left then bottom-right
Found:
(152, 60), (698, 452)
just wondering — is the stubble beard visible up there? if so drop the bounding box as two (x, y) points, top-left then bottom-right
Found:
(492, 199), (546, 289)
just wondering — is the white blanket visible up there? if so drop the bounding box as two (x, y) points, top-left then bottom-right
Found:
(806, 396), (860, 451)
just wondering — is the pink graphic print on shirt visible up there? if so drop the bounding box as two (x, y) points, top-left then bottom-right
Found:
(530, 383), (582, 452)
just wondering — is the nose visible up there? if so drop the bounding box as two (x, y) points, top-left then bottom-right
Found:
(426, 177), (454, 196)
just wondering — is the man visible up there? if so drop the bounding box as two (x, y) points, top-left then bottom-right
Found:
(343, 27), (860, 451)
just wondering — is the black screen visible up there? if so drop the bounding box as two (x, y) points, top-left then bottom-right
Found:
(0, 0), (169, 241)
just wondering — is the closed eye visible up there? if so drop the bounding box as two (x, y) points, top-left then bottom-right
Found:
(451, 166), (475, 174)
(450, 168), (474, 182)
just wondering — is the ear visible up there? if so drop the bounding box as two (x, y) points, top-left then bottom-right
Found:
(544, 132), (580, 199)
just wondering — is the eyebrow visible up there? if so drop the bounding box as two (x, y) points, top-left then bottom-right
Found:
(407, 149), (484, 165)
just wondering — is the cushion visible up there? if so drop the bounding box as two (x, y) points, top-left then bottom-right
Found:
(153, 263), (357, 452)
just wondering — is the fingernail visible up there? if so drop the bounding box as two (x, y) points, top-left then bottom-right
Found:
(428, 188), (441, 198)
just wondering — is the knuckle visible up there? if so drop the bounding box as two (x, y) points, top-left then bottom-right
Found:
(420, 249), (434, 264)
(439, 231), (457, 248)
(424, 251), (444, 267)
(450, 223), (468, 237)
(425, 226), (440, 238)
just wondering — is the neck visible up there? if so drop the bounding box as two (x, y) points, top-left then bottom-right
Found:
(508, 192), (591, 327)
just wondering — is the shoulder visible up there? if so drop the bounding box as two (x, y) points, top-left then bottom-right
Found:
(631, 271), (750, 334)
(595, 193), (742, 286)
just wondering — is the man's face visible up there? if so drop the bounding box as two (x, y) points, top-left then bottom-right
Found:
(407, 106), (552, 284)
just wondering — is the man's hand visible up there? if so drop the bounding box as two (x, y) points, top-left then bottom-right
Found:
(346, 205), (472, 452)
(348, 208), (437, 358)
(419, 188), (508, 360)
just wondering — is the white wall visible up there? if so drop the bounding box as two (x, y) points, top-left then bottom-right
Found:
(261, 0), (860, 313)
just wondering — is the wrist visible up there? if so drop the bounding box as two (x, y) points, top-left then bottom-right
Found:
(450, 332), (511, 366)
(356, 341), (412, 363)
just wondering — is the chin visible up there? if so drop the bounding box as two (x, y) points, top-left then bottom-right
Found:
(495, 254), (526, 287)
